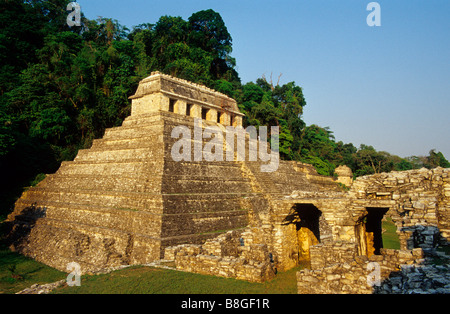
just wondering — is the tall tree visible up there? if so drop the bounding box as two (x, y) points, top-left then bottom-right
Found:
(426, 149), (450, 168)
(188, 9), (238, 83)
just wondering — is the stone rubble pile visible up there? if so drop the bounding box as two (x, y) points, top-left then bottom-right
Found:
(376, 258), (450, 294)
(297, 246), (450, 294)
(165, 230), (276, 283)
(16, 280), (66, 294)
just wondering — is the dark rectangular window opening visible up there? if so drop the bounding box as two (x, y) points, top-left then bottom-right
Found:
(364, 207), (390, 255)
(201, 107), (208, 120)
(186, 104), (193, 117)
(230, 114), (235, 126)
(169, 99), (176, 113)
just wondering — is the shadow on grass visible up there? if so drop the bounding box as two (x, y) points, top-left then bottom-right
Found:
(0, 246), (65, 294)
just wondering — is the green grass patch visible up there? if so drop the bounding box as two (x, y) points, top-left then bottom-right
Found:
(53, 265), (302, 294)
(382, 217), (401, 250)
(0, 248), (66, 294)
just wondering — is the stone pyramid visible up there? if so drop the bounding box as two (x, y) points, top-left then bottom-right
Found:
(5, 72), (339, 273)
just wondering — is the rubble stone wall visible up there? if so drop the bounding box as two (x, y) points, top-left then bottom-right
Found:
(165, 230), (276, 283)
(349, 167), (450, 245)
(297, 248), (427, 294)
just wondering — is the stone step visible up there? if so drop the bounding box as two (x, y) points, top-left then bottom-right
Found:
(42, 171), (250, 194)
(159, 228), (248, 250)
(121, 112), (169, 127)
(103, 123), (164, 140)
(7, 200), (162, 238)
(39, 173), (162, 194)
(16, 188), (164, 213)
(88, 135), (163, 153)
(161, 193), (251, 215)
(160, 209), (248, 238)
(164, 160), (244, 177)
(161, 176), (252, 194)
(44, 204), (162, 237)
(15, 187), (254, 216)
(92, 130), (156, 143)
(57, 159), (163, 176)
(41, 172), (251, 195)
(12, 195), (248, 241)
(74, 146), (160, 163)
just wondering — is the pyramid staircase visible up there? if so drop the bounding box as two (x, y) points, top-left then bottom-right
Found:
(6, 112), (252, 273)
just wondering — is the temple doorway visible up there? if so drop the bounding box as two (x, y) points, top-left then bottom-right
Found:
(356, 207), (389, 257)
(287, 204), (322, 262)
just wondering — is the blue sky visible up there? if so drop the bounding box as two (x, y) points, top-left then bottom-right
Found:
(79, 0), (450, 159)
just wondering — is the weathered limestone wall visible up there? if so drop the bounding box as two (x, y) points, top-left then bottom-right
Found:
(297, 248), (426, 294)
(237, 161), (344, 272)
(349, 167), (450, 246)
(334, 165), (353, 187)
(294, 168), (450, 293)
(165, 230), (276, 283)
(169, 166), (450, 279)
(309, 242), (358, 270)
(278, 167), (450, 274)
(271, 195), (351, 271)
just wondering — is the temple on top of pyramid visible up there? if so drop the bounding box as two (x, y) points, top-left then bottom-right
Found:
(129, 71), (244, 127)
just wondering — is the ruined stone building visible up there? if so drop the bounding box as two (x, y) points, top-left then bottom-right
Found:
(5, 72), (450, 292)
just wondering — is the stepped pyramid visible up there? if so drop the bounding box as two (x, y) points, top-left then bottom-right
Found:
(5, 72), (339, 273)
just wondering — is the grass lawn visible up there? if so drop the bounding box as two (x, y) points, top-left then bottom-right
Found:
(0, 247), (66, 294)
(53, 265), (302, 294)
(0, 245), (302, 294)
(382, 217), (401, 250)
